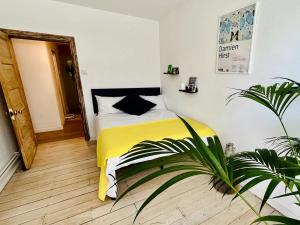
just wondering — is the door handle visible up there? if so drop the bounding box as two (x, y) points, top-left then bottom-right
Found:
(8, 108), (16, 120)
(8, 109), (23, 119)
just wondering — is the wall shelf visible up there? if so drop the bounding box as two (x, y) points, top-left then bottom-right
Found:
(164, 72), (179, 75)
(179, 89), (198, 94)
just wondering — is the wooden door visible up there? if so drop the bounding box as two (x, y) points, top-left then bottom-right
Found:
(0, 31), (37, 169)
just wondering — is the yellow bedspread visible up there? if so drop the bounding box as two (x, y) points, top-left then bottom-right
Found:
(97, 117), (215, 201)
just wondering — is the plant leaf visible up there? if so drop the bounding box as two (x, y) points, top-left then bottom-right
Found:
(273, 191), (300, 199)
(114, 164), (210, 207)
(252, 215), (300, 225)
(260, 179), (281, 212)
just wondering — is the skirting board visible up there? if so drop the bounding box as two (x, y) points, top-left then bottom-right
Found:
(0, 152), (20, 192)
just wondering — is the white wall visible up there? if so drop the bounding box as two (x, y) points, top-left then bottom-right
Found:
(12, 39), (63, 133)
(0, 0), (161, 138)
(0, 88), (18, 171)
(160, 0), (300, 218)
(0, 85), (19, 191)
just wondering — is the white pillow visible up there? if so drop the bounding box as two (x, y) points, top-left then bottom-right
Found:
(140, 95), (166, 110)
(96, 96), (125, 115)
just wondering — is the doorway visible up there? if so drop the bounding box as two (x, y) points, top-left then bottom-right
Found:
(0, 29), (90, 142)
(11, 39), (85, 143)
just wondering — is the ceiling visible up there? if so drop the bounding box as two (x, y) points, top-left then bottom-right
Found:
(53, 0), (186, 20)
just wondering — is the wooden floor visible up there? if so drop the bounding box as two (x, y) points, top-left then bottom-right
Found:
(0, 138), (278, 225)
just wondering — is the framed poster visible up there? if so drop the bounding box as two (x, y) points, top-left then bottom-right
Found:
(216, 4), (256, 74)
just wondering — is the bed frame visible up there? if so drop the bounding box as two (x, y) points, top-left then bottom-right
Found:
(91, 87), (161, 114)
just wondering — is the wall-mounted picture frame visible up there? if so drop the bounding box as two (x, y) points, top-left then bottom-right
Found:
(188, 77), (197, 92)
(172, 67), (179, 74)
(216, 4), (257, 74)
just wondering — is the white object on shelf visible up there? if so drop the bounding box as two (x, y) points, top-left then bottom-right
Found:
(180, 83), (186, 90)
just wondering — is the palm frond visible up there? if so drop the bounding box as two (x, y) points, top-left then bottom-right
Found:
(273, 191), (300, 199)
(231, 149), (300, 212)
(179, 117), (231, 184)
(267, 136), (300, 157)
(115, 154), (195, 184)
(227, 80), (300, 120)
(252, 215), (300, 225)
(274, 77), (300, 87)
(113, 164), (211, 207)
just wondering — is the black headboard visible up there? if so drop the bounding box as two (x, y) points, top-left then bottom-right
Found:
(91, 87), (161, 114)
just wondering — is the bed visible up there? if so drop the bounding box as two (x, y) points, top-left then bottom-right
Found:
(92, 88), (216, 201)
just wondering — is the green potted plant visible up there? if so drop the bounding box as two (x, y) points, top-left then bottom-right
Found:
(114, 78), (300, 225)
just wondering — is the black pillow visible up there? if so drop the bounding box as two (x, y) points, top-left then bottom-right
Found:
(113, 95), (156, 116)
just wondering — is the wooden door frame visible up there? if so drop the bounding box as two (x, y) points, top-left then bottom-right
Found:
(0, 28), (90, 140)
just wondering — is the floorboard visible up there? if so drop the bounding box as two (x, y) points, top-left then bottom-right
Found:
(0, 138), (278, 225)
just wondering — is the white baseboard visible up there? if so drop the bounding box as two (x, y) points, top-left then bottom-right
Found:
(89, 136), (97, 141)
(0, 152), (20, 192)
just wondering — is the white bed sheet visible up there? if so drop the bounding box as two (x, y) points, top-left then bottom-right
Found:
(95, 109), (178, 199)
(96, 109), (177, 134)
